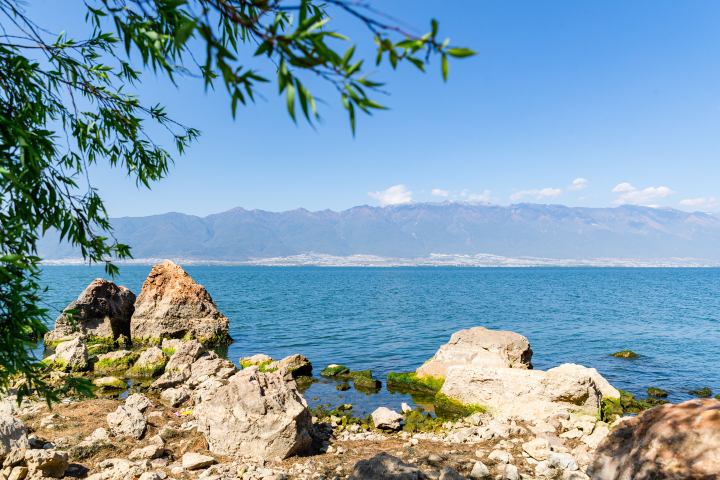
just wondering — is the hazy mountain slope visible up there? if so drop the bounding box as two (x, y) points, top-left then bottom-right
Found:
(37, 202), (720, 261)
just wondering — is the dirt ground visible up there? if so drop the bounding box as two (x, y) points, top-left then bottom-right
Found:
(20, 398), (549, 480)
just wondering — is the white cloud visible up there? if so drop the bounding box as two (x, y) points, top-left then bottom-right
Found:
(578, 194), (596, 201)
(611, 183), (675, 205)
(468, 190), (491, 202)
(431, 189), (449, 197)
(679, 197), (720, 209)
(460, 189), (468, 197)
(568, 178), (588, 191)
(510, 188), (562, 201)
(368, 185), (413, 206)
(537, 188), (562, 199)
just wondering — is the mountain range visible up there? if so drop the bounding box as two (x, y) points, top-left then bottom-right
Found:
(37, 202), (720, 262)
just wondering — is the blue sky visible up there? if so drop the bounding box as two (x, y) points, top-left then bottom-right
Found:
(30, 1), (720, 216)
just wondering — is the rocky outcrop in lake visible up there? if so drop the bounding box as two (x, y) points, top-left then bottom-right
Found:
(130, 260), (232, 346)
(44, 279), (135, 347)
(416, 327), (533, 379)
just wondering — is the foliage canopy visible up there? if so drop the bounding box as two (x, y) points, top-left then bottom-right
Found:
(0, 0), (474, 404)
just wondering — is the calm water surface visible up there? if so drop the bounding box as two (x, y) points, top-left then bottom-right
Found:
(39, 266), (720, 416)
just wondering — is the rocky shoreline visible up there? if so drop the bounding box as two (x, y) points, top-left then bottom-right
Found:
(1, 260), (718, 480)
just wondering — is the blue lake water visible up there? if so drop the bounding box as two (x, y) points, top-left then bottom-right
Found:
(39, 266), (720, 416)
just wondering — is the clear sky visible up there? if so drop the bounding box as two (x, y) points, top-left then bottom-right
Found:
(30, 1), (720, 217)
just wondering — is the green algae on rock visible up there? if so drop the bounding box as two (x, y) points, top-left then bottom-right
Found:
(320, 365), (351, 377)
(336, 383), (351, 391)
(641, 397), (670, 407)
(94, 350), (140, 374)
(609, 350), (639, 359)
(647, 387), (668, 398)
(690, 387), (713, 398)
(93, 376), (128, 391)
(386, 372), (445, 394)
(433, 393), (486, 417)
(125, 346), (168, 378)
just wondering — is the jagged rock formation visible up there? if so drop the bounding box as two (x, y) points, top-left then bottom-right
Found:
(44, 279), (135, 346)
(195, 366), (312, 459)
(130, 260), (231, 346)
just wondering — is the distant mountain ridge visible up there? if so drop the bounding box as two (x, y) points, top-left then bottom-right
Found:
(37, 202), (720, 261)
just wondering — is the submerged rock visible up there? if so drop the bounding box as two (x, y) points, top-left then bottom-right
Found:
(689, 387), (713, 398)
(44, 279), (135, 346)
(239, 354), (273, 369)
(320, 364), (350, 377)
(130, 260), (231, 346)
(93, 377), (128, 391)
(646, 387), (668, 398)
(195, 366), (312, 459)
(589, 398), (720, 479)
(609, 350), (639, 359)
(416, 327), (533, 380)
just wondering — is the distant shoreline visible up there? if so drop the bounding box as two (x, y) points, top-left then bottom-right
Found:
(40, 253), (720, 268)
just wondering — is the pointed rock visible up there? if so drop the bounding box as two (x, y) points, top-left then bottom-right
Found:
(130, 260), (231, 346)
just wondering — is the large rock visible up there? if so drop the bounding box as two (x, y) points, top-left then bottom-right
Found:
(347, 453), (427, 480)
(372, 407), (404, 430)
(24, 450), (68, 478)
(588, 398), (720, 479)
(439, 364), (607, 419)
(107, 406), (146, 439)
(130, 260), (231, 345)
(548, 364), (620, 399)
(265, 354), (312, 377)
(44, 279), (135, 346)
(416, 327), (533, 379)
(0, 415), (29, 458)
(126, 347), (168, 378)
(195, 367), (312, 459)
(150, 340), (206, 389)
(53, 337), (89, 371)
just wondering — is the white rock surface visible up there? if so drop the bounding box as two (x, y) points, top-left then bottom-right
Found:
(0, 415), (30, 457)
(416, 327), (533, 379)
(125, 394), (154, 413)
(522, 438), (550, 461)
(182, 453), (214, 470)
(161, 387), (191, 408)
(54, 337), (89, 371)
(372, 408), (404, 430)
(440, 364), (607, 419)
(107, 406), (146, 439)
(196, 367), (312, 459)
(24, 450), (68, 478)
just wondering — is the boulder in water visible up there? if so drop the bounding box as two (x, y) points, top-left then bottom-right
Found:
(439, 363), (608, 419)
(130, 260), (231, 346)
(44, 279), (135, 347)
(195, 367), (312, 459)
(416, 327), (533, 380)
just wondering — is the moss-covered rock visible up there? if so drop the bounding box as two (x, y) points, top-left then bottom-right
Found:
(402, 409), (444, 433)
(647, 387), (668, 398)
(125, 346), (168, 378)
(609, 350), (639, 359)
(715, 394), (720, 401)
(336, 383), (351, 391)
(601, 396), (624, 421)
(641, 397), (670, 407)
(433, 393), (485, 417)
(93, 376), (128, 391)
(95, 350), (139, 374)
(386, 372), (444, 394)
(690, 387), (712, 398)
(320, 364), (350, 377)
(239, 354), (273, 370)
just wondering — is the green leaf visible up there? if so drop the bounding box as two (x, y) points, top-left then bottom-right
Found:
(442, 54), (449, 81)
(446, 48), (477, 58)
(286, 83), (296, 120)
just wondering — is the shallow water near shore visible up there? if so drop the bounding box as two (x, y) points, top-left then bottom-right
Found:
(38, 266), (720, 416)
